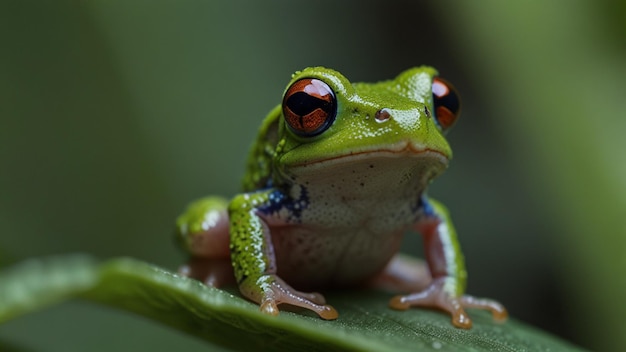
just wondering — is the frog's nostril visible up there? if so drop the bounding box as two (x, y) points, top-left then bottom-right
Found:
(375, 109), (391, 122)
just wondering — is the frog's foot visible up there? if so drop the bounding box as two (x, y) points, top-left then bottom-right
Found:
(369, 254), (431, 292)
(240, 274), (338, 320)
(178, 257), (235, 287)
(389, 277), (508, 329)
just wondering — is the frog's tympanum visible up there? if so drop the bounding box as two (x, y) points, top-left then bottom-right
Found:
(176, 67), (507, 329)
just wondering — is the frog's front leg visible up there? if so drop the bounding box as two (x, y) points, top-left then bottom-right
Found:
(389, 198), (508, 329)
(229, 191), (338, 320)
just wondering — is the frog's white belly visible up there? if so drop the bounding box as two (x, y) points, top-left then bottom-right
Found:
(268, 153), (441, 289)
(271, 224), (405, 290)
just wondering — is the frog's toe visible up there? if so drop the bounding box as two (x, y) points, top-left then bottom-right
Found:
(460, 295), (508, 322)
(390, 285), (472, 329)
(451, 309), (473, 329)
(317, 304), (339, 320)
(268, 278), (337, 319)
(293, 290), (326, 305)
(260, 299), (280, 316)
(388, 295), (412, 310)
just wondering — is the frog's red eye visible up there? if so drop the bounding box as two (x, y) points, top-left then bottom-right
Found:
(432, 77), (461, 132)
(282, 78), (337, 137)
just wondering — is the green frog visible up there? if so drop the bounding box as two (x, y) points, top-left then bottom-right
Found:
(176, 66), (507, 328)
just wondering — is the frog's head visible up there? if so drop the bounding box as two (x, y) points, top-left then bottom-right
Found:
(274, 67), (460, 184)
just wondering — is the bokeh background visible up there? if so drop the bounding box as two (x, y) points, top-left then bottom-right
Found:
(1, 1), (624, 351)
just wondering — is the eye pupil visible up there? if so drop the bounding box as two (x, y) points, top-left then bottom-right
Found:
(432, 77), (460, 131)
(285, 92), (333, 117)
(283, 78), (337, 137)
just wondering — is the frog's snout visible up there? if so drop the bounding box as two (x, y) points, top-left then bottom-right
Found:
(372, 107), (426, 131)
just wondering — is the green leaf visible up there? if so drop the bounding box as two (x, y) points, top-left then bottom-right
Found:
(0, 255), (584, 351)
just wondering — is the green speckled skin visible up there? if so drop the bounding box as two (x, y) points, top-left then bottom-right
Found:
(227, 191), (274, 283)
(176, 67), (507, 328)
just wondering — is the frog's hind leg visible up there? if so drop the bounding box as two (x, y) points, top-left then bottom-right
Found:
(388, 199), (508, 329)
(176, 196), (235, 287)
(369, 254), (432, 292)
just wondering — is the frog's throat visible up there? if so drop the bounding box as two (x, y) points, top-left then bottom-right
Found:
(291, 141), (449, 168)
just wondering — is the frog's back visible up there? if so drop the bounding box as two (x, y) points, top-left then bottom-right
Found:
(241, 105), (281, 191)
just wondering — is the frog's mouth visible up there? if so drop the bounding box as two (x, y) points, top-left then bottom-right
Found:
(291, 141), (450, 168)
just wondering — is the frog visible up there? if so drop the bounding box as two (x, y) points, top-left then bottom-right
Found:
(176, 66), (508, 329)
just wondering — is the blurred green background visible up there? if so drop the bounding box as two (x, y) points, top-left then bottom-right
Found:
(1, 1), (624, 351)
